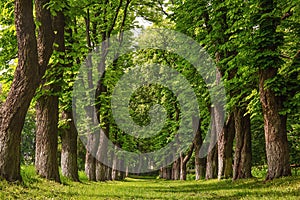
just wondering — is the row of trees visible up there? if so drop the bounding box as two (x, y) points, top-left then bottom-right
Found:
(0, 0), (168, 182)
(170, 0), (299, 180)
(0, 0), (299, 183)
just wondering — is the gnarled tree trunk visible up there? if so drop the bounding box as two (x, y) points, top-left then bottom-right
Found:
(259, 69), (291, 180)
(0, 0), (54, 182)
(256, 0), (291, 181)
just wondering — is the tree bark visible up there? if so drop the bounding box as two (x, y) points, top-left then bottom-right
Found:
(193, 117), (206, 180)
(61, 110), (79, 181)
(0, 0), (37, 182)
(180, 143), (194, 180)
(0, 0), (54, 182)
(118, 159), (126, 180)
(172, 158), (180, 180)
(85, 149), (96, 181)
(111, 148), (118, 181)
(35, 92), (60, 182)
(106, 166), (112, 181)
(162, 166), (172, 180)
(233, 108), (252, 180)
(213, 68), (226, 180)
(259, 69), (291, 180)
(206, 109), (218, 180)
(223, 113), (235, 178)
(205, 145), (218, 180)
(84, 117), (99, 181)
(95, 129), (109, 181)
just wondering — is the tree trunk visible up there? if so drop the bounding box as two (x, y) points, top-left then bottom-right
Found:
(180, 154), (187, 180)
(172, 158), (180, 180)
(35, 9), (66, 183)
(95, 129), (109, 181)
(126, 166), (129, 177)
(83, 18), (98, 181)
(206, 109), (218, 180)
(223, 113), (235, 178)
(119, 159), (126, 180)
(162, 166), (172, 180)
(85, 149), (96, 181)
(205, 145), (218, 180)
(111, 144), (123, 180)
(256, 0), (291, 180)
(106, 166), (112, 181)
(193, 117), (206, 180)
(56, 11), (79, 182)
(106, 148), (113, 181)
(61, 110), (79, 181)
(259, 69), (291, 180)
(233, 108), (252, 180)
(0, 0), (54, 182)
(195, 152), (206, 180)
(35, 91), (60, 183)
(111, 149), (118, 181)
(85, 121), (98, 181)
(214, 68), (226, 180)
(180, 144), (194, 180)
(0, 0), (37, 182)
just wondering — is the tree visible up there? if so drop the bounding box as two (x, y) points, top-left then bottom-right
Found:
(253, 0), (292, 180)
(59, 23), (81, 182)
(0, 0), (54, 182)
(35, 2), (65, 183)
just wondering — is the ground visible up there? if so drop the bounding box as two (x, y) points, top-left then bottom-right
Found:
(0, 166), (299, 199)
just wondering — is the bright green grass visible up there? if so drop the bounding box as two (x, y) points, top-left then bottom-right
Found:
(0, 166), (299, 199)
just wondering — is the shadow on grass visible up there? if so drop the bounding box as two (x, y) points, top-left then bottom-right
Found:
(128, 175), (158, 179)
(145, 177), (300, 199)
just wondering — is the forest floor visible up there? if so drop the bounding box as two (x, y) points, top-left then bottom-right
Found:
(0, 166), (300, 199)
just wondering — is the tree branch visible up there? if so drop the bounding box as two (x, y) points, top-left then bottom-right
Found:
(35, 0), (55, 77)
(107, 0), (123, 37)
(158, 0), (169, 17)
(281, 5), (296, 20)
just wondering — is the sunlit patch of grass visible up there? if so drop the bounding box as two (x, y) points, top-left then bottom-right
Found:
(0, 165), (299, 199)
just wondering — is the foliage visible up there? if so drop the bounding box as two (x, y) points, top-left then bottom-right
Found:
(0, 0), (299, 184)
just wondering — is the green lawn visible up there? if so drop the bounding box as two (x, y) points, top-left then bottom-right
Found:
(0, 166), (299, 199)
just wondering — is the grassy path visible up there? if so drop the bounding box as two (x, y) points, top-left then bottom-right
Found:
(0, 166), (299, 199)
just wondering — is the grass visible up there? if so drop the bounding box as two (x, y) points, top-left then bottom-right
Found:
(0, 166), (299, 199)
